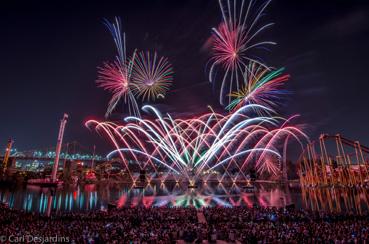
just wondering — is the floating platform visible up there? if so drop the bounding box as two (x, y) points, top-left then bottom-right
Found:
(243, 185), (256, 192)
(27, 179), (63, 187)
(133, 182), (146, 189)
(133, 185), (145, 189)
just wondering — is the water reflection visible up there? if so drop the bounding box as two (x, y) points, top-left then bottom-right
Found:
(302, 187), (369, 214)
(0, 182), (368, 214)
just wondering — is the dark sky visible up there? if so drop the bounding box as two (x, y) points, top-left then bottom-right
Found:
(1, 0), (368, 154)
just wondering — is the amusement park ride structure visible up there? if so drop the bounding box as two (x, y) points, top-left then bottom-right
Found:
(51, 113), (68, 182)
(27, 114), (69, 186)
(299, 134), (369, 187)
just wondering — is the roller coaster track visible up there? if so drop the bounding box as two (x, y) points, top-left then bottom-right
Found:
(299, 134), (369, 187)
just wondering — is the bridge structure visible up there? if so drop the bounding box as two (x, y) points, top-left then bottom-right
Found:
(0, 141), (111, 173)
(299, 134), (369, 187)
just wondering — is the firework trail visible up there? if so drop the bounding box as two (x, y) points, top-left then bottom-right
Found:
(86, 104), (308, 182)
(131, 51), (174, 101)
(226, 62), (290, 114)
(208, 0), (275, 105)
(97, 17), (140, 118)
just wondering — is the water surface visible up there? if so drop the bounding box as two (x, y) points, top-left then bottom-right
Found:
(1, 182), (368, 215)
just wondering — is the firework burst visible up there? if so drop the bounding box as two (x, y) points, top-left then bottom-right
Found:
(96, 60), (140, 117)
(209, 0), (275, 105)
(226, 62), (290, 113)
(86, 105), (308, 182)
(131, 51), (174, 101)
(97, 17), (140, 118)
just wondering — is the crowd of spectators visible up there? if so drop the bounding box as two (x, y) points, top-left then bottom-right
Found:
(0, 203), (368, 243)
(204, 207), (369, 243)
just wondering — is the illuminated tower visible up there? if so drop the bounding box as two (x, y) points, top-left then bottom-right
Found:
(2, 139), (14, 175)
(51, 114), (68, 182)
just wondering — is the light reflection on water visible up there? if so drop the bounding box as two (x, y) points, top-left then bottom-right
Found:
(302, 187), (369, 215)
(0, 182), (368, 215)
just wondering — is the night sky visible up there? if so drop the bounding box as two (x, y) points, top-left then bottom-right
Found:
(1, 0), (369, 154)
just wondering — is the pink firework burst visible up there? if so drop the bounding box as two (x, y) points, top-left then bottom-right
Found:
(97, 61), (129, 94)
(209, 0), (275, 106)
(212, 22), (247, 71)
(96, 61), (137, 117)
